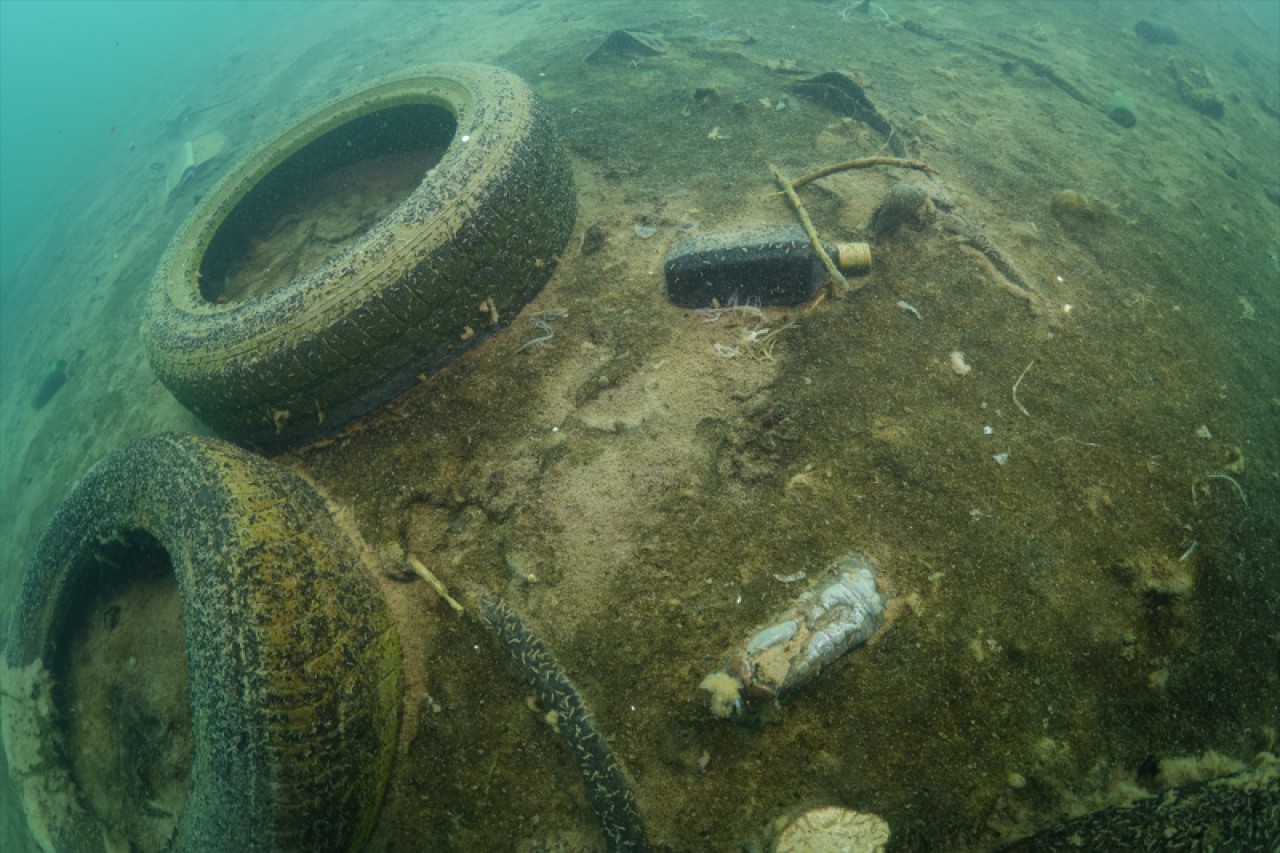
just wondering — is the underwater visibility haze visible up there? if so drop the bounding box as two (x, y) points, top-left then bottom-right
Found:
(1, 1), (1278, 850)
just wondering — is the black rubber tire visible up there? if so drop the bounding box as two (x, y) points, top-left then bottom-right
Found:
(993, 763), (1279, 851)
(144, 63), (576, 448)
(1, 432), (402, 852)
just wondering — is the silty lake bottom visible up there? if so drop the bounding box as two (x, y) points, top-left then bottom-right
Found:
(0, 1), (1277, 850)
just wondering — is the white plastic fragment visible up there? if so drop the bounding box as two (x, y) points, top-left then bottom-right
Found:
(774, 806), (891, 853)
(896, 299), (922, 320)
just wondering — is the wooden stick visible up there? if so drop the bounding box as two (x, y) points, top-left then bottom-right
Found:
(409, 556), (466, 615)
(1012, 360), (1034, 417)
(769, 163), (847, 296)
(791, 157), (939, 188)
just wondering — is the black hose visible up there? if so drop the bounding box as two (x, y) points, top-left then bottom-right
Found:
(477, 594), (649, 852)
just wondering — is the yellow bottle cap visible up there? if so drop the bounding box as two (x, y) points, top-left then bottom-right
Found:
(833, 242), (872, 273)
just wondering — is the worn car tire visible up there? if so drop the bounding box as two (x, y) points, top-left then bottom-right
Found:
(1, 432), (402, 852)
(144, 63), (576, 448)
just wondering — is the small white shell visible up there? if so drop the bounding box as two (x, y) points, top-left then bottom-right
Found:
(949, 351), (972, 376)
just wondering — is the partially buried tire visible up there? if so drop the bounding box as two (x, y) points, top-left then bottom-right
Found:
(1, 432), (402, 852)
(144, 63), (576, 448)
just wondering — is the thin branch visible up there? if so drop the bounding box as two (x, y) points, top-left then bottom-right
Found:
(791, 156), (939, 189)
(770, 162), (847, 296)
(1012, 360), (1035, 417)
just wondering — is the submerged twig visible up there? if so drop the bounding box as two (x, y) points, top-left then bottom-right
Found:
(770, 162), (846, 297)
(408, 557), (466, 615)
(790, 156), (939, 188)
(768, 157), (941, 300)
(1204, 473), (1248, 507)
(1012, 360), (1034, 417)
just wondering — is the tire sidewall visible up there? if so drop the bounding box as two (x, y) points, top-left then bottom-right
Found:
(2, 433), (401, 852)
(144, 63), (575, 447)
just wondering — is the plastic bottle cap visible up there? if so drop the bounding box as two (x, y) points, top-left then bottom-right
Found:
(834, 242), (872, 273)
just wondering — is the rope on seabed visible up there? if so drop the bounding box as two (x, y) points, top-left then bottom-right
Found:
(477, 594), (650, 852)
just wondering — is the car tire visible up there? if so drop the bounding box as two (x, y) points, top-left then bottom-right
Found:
(145, 64), (576, 448)
(1, 432), (402, 852)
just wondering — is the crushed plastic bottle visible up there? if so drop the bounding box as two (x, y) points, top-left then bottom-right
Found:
(700, 553), (887, 718)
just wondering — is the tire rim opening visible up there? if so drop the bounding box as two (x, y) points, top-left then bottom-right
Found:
(198, 103), (456, 304)
(51, 529), (191, 853)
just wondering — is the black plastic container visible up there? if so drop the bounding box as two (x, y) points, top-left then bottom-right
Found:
(665, 225), (871, 308)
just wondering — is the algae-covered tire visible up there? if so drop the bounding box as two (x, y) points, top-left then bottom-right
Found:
(144, 63), (576, 448)
(1, 432), (402, 852)
(993, 762), (1279, 851)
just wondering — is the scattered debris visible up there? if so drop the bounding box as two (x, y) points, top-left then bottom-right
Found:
(765, 59), (807, 75)
(31, 359), (68, 410)
(1134, 20), (1180, 45)
(517, 309), (567, 353)
(579, 224), (607, 256)
(942, 219), (1049, 314)
(712, 319), (797, 361)
(789, 71), (907, 156)
(1051, 189), (1114, 225)
(585, 30), (666, 64)
(166, 130), (230, 197)
(1168, 54), (1224, 119)
(1109, 91), (1138, 127)
(1012, 360), (1035, 416)
(774, 806), (891, 853)
(871, 182), (934, 235)
(1195, 473), (1248, 508)
(900, 19), (1094, 107)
